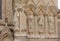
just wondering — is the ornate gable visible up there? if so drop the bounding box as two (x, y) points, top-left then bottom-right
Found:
(0, 25), (13, 41)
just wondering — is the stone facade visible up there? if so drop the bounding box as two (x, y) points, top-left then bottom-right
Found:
(0, 0), (60, 41)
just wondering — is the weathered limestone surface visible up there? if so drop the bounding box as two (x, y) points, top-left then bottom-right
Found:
(13, 0), (58, 41)
(0, 0), (59, 41)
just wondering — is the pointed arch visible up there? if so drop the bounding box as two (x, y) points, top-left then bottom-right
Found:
(28, 4), (35, 13)
(0, 27), (13, 41)
(0, 33), (13, 41)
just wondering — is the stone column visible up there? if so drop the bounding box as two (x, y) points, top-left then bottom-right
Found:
(54, 11), (58, 38)
(44, 13), (49, 38)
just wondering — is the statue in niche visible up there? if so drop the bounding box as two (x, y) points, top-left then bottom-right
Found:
(48, 6), (56, 36)
(14, 1), (28, 35)
(19, 8), (27, 34)
(37, 5), (45, 35)
(37, 11), (44, 35)
(27, 9), (34, 35)
(14, 3), (20, 32)
(24, 5), (35, 35)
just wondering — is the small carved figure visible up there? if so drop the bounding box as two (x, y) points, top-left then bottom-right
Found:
(48, 6), (56, 37)
(14, 3), (20, 32)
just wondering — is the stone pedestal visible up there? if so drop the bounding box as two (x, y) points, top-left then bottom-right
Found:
(14, 36), (27, 41)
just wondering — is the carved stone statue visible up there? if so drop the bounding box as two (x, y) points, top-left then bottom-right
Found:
(27, 12), (34, 35)
(13, 0), (58, 39)
(48, 6), (56, 38)
(37, 6), (45, 38)
(14, 1), (27, 41)
(14, 3), (20, 36)
(37, 11), (44, 34)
